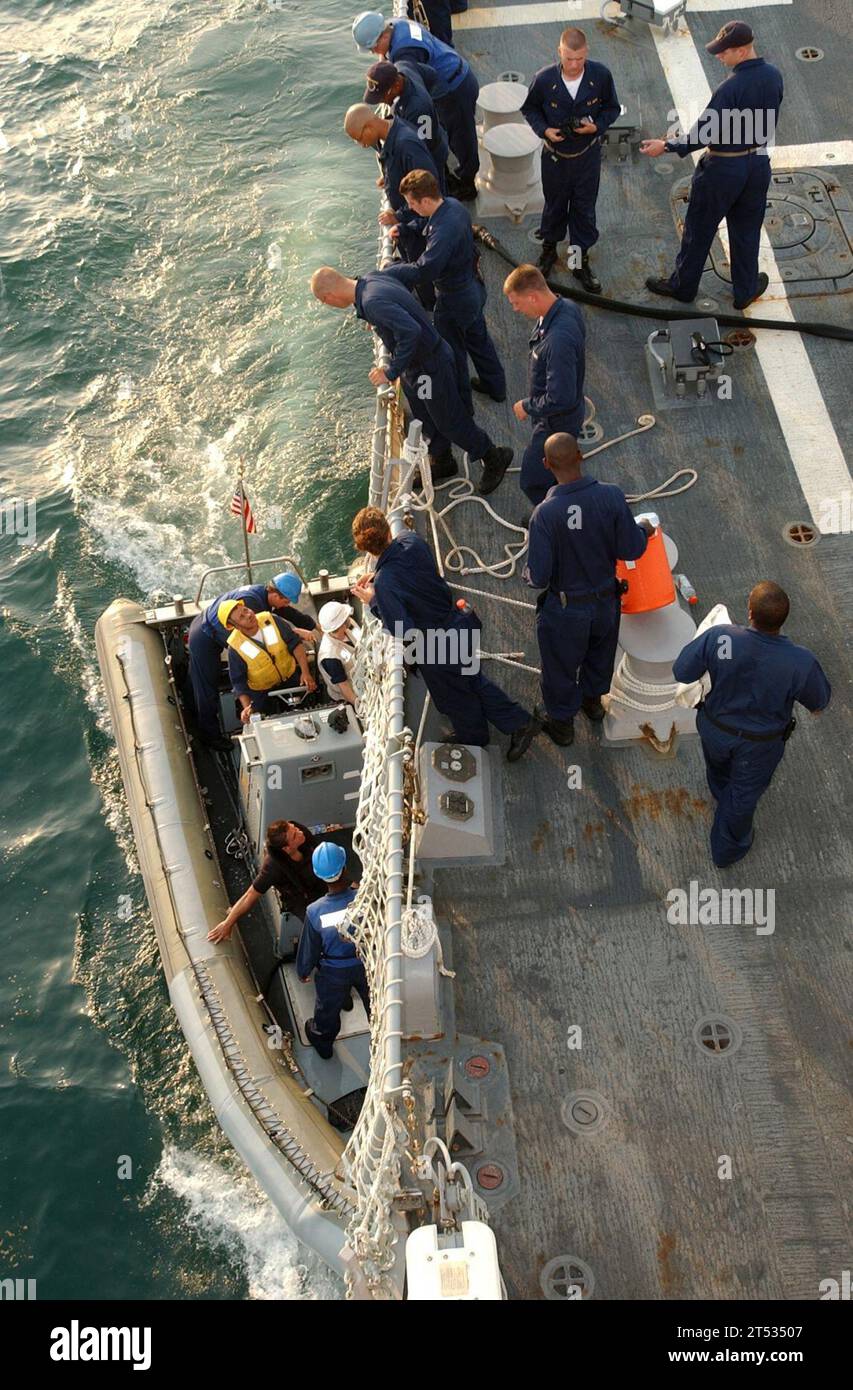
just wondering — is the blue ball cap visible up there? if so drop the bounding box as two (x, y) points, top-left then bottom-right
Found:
(271, 572), (302, 603)
(352, 11), (386, 52)
(313, 841), (348, 882)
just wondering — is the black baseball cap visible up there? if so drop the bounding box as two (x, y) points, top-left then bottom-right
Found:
(706, 21), (753, 54)
(363, 61), (400, 104)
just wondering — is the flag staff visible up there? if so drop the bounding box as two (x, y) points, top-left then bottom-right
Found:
(238, 460), (253, 582)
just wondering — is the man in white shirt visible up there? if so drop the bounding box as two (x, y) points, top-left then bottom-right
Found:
(521, 28), (621, 289)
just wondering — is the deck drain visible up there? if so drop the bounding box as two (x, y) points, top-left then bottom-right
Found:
(726, 327), (755, 348)
(541, 1254), (595, 1300)
(693, 1015), (743, 1059)
(497, 70), (526, 85)
(578, 419), (604, 445)
(795, 47), (824, 62)
(561, 1090), (609, 1134)
(783, 520), (820, 548)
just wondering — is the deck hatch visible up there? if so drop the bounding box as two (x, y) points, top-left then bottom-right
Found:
(671, 169), (853, 293)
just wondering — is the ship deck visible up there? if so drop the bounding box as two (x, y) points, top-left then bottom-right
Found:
(418, 0), (853, 1299)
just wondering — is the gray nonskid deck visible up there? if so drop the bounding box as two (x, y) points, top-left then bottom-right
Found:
(418, 0), (852, 1299)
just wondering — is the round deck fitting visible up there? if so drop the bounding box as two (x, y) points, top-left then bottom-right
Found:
(541, 1255), (595, 1300)
(475, 1161), (505, 1191)
(693, 1014), (743, 1059)
(795, 47), (824, 62)
(726, 328), (755, 348)
(464, 1054), (491, 1080)
(783, 521), (820, 548)
(578, 419), (604, 445)
(561, 1090), (609, 1135)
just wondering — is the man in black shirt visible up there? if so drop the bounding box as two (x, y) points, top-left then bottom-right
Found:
(208, 820), (331, 945)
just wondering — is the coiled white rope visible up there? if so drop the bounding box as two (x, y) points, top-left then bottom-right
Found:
(610, 653), (702, 712)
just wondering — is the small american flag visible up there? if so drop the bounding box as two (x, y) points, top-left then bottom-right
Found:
(230, 483), (257, 534)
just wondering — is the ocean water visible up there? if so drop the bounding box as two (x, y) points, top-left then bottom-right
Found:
(0, 0), (382, 1299)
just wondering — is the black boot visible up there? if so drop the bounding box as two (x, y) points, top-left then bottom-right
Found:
(538, 241), (559, 276)
(572, 253), (601, 294)
(536, 705), (574, 746)
(645, 276), (694, 302)
(341, 990), (354, 1013)
(425, 450), (458, 482)
(471, 377), (507, 403)
(477, 445), (513, 496)
(452, 180), (478, 201)
(506, 714), (542, 763)
(733, 271), (769, 311)
(581, 696), (606, 723)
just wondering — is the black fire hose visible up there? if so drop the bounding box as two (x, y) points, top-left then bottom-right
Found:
(473, 225), (853, 344)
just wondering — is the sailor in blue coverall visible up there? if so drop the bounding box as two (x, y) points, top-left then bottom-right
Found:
(298, 842), (370, 1060)
(187, 574), (316, 746)
(641, 21), (783, 310)
(351, 509), (541, 760)
(521, 28), (620, 289)
(523, 433), (653, 744)
(383, 173), (506, 414)
(673, 581), (830, 867)
(504, 268), (586, 507)
(353, 12), (480, 195)
(362, 59), (449, 181)
(310, 265), (513, 493)
(345, 105), (444, 265)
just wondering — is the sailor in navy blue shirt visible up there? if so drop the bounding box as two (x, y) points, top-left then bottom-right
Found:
(522, 27), (620, 290)
(673, 581), (830, 867)
(383, 170), (506, 413)
(187, 576), (316, 744)
(641, 21), (783, 309)
(362, 59), (449, 180)
(297, 842), (370, 1060)
(310, 266), (513, 493)
(524, 434), (652, 742)
(504, 264), (586, 507)
(354, 12), (480, 194)
(351, 508), (541, 760)
(345, 104), (443, 264)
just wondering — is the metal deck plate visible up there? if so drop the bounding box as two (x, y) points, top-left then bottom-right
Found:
(670, 168), (853, 293)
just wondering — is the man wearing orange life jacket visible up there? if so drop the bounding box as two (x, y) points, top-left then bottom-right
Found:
(219, 599), (316, 723)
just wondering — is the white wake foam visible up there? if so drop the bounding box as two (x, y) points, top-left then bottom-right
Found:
(155, 1145), (345, 1302)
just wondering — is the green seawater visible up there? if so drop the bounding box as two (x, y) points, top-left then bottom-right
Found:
(0, 0), (383, 1299)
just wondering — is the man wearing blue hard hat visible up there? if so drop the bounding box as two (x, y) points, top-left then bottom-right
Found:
(352, 10), (480, 199)
(187, 571), (318, 750)
(297, 842), (370, 1060)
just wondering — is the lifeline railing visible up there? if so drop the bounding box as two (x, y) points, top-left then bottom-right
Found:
(337, 0), (424, 1300)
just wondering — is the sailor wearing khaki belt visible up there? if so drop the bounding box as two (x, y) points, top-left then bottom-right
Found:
(641, 21), (784, 310)
(521, 27), (620, 291)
